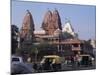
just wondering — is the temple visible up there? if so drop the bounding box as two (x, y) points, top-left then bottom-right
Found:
(19, 9), (94, 60)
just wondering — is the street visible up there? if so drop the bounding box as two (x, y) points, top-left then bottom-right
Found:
(33, 64), (96, 73)
(61, 64), (96, 71)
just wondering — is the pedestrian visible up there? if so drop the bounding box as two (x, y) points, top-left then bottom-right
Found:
(71, 56), (74, 66)
(43, 58), (52, 71)
(75, 54), (81, 67)
(33, 62), (38, 72)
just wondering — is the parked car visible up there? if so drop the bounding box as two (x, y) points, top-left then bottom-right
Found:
(11, 55), (34, 74)
(11, 55), (23, 64)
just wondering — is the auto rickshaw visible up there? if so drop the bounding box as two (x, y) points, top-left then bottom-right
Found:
(79, 54), (92, 66)
(40, 55), (64, 71)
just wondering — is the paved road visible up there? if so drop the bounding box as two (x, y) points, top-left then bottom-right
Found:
(61, 64), (96, 71)
(33, 64), (96, 73)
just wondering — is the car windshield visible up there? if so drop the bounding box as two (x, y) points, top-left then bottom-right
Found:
(12, 58), (19, 62)
(44, 58), (55, 63)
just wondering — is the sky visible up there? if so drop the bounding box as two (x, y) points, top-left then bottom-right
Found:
(11, 0), (96, 40)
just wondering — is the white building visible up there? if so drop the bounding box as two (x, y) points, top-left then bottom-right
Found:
(62, 21), (78, 38)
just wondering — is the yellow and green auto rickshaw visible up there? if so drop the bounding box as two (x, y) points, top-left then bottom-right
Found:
(40, 55), (64, 71)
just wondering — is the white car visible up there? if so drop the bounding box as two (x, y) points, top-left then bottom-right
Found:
(11, 55), (34, 74)
(11, 55), (23, 64)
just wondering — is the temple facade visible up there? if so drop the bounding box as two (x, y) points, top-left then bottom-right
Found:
(18, 9), (94, 61)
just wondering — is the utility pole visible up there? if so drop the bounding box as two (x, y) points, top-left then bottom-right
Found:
(34, 48), (38, 63)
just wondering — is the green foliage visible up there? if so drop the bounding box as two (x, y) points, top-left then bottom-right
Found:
(11, 25), (19, 54)
(15, 48), (22, 55)
(30, 42), (56, 54)
(62, 31), (74, 39)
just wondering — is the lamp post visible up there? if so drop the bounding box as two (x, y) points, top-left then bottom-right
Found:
(58, 29), (63, 57)
(57, 30), (61, 52)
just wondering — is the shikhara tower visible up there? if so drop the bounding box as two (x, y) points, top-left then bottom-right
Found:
(20, 10), (35, 51)
(20, 10), (35, 43)
(42, 9), (62, 35)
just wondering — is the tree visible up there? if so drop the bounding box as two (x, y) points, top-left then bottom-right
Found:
(11, 25), (19, 54)
(62, 31), (74, 39)
(82, 40), (94, 56)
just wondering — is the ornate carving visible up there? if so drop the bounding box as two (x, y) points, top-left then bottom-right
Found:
(42, 9), (62, 35)
(20, 10), (35, 43)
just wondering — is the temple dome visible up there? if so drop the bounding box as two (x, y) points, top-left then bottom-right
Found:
(62, 21), (75, 36)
